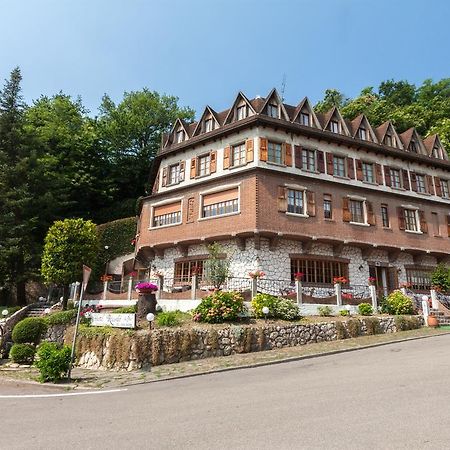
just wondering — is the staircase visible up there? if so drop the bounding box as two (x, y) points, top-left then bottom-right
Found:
(429, 309), (450, 326)
(26, 304), (53, 317)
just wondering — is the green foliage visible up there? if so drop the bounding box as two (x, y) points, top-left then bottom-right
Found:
(45, 309), (77, 325)
(317, 305), (333, 317)
(9, 343), (36, 364)
(66, 301), (75, 310)
(364, 317), (381, 335)
(251, 294), (301, 321)
(111, 305), (137, 314)
(430, 265), (450, 291)
(193, 291), (246, 323)
(204, 242), (230, 289)
(394, 315), (422, 331)
(34, 342), (71, 383)
(358, 303), (373, 316)
(0, 306), (21, 316)
(339, 309), (349, 317)
(156, 311), (181, 327)
(346, 318), (362, 337)
(274, 298), (301, 321)
(12, 317), (47, 344)
(384, 290), (414, 315)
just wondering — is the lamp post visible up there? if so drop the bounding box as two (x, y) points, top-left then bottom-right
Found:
(2, 309), (8, 318)
(345, 304), (352, 316)
(104, 245), (110, 277)
(262, 306), (269, 323)
(146, 312), (155, 330)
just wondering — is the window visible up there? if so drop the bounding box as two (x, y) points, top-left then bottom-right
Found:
(406, 268), (432, 291)
(267, 104), (279, 118)
(384, 134), (395, 147)
(198, 154), (211, 177)
(409, 141), (417, 153)
(231, 143), (246, 167)
(287, 189), (305, 215)
(268, 141), (283, 164)
(333, 156), (346, 177)
(302, 149), (316, 172)
(404, 208), (418, 232)
(152, 202), (182, 228)
(168, 164), (181, 185)
(176, 129), (185, 143)
(362, 162), (375, 183)
(300, 112), (310, 126)
(441, 179), (449, 198)
(433, 146), (443, 159)
(291, 258), (348, 285)
(349, 199), (365, 224)
(391, 169), (402, 188)
(329, 120), (340, 133)
(416, 174), (426, 193)
(323, 194), (332, 219)
(432, 212), (440, 236)
(174, 259), (206, 283)
(237, 105), (247, 120)
(381, 204), (390, 228)
(205, 118), (213, 132)
(201, 188), (239, 218)
(358, 127), (367, 140)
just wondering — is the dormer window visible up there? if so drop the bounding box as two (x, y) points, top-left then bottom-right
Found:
(267, 104), (279, 118)
(237, 105), (247, 120)
(176, 129), (185, 143)
(357, 127), (367, 140)
(409, 141), (417, 153)
(300, 112), (310, 126)
(384, 134), (396, 147)
(329, 120), (340, 133)
(432, 146), (442, 159)
(205, 118), (213, 133)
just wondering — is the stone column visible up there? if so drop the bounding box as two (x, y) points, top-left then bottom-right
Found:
(335, 283), (342, 306)
(102, 281), (108, 301)
(191, 275), (197, 301)
(127, 278), (133, 301)
(251, 278), (257, 299)
(422, 298), (430, 326)
(430, 289), (439, 310)
(156, 276), (163, 301)
(296, 280), (303, 305)
(370, 285), (377, 312)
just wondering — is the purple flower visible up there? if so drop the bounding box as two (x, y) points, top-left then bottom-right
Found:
(135, 282), (158, 292)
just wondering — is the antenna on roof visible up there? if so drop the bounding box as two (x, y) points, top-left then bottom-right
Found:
(280, 73), (287, 102)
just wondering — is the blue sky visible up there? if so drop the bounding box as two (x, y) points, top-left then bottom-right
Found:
(2, 0), (449, 118)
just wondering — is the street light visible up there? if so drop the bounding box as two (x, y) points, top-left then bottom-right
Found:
(44, 308), (51, 315)
(104, 245), (110, 277)
(262, 306), (269, 323)
(345, 304), (352, 316)
(146, 312), (155, 330)
(2, 309), (8, 318)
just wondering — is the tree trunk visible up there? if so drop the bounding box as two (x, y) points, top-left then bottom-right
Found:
(15, 252), (27, 306)
(62, 284), (69, 310)
(137, 293), (157, 322)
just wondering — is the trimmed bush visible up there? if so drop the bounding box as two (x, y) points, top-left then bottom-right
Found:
(384, 290), (414, 315)
(273, 298), (301, 321)
(339, 309), (349, 317)
(251, 294), (301, 321)
(364, 317), (381, 335)
(46, 309), (77, 325)
(9, 343), (36, 364)
(317, 305), (333, 317)
(394, 315), (422, 331)
(35, 342), (72, 383)
(358, 303), (373, 316)
(193, 291), (246, 323)
(12, 318), (48, 344)
(346, 318), (361, 337)
(156, 311), (181, 327)
(111, 305), (137, 314)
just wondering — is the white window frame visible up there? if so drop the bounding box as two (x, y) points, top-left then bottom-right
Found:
(416, 174), (427, 193)
(267, 104), (279, 119)
(168, 163), (181, 185)
(440, 179), (449, 198)
(333, 155), (346, 177)
(176, 129), (185, 143)
(329, 120), (340, 133)
(302, 148), (316, 172)
(286, 188), (308, 218)
(197, 153), (211, 177)
(204, 118), (213, 133)
(391, 168), (402, 189)
(404, 207), (421, 233)
(358, 127), (367, 140)
(362, 162), (375, 183)
(267, 141), (283, 165)
(300, 112), (310, 126)
(231, 142), (246, 167)
(237, 105), (247, 120)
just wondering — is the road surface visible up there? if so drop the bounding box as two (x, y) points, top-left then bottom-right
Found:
(3, 334), (450, 449)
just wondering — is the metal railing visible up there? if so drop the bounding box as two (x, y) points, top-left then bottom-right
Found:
(256, 278), (293, 297)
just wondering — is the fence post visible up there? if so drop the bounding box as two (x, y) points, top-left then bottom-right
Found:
(191, 275), (197, 301)
(156, 276), (163, 301)
(400, 287), (407, 296)
(102, 281), (108, 301)
(430, 289), (439, 310)
(335, 283), (342, 306)
(296, 280), (302, 305)
(127, 278), (133, 301)
(370, 285), (377, 312)
(251, 278), (257, 299)
(73, 281), (80, 302)
(422, 298), (430, 326)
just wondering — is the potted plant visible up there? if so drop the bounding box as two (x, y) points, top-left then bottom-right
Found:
(333, 276), (348, 285)
(368, 276), (376, 286)
(249, 270), (265, 279)
(294, 272), (304, 282)
(135, 282), (159, 322)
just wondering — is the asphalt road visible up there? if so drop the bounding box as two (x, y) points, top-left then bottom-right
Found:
(3, 334), (450, 450)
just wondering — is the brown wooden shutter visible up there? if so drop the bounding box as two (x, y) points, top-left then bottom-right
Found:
(277, 186), (287, 212)
(435, 177), (442, 197)
(410, 172), (417, 191)
(356, 159), (363, 181)
(210, 150), (217, 173)
(186, 197), (195, 223)
(317, 151), (325, 173)
(342, 197), (351, 222)
(384, 166), (391, 187)
(397, 207), (406, 230)
(326, 153), (334, 175)
(366, 201), (375, 225)
(426, 175), (434, 195)
(375, 164), (383, 185)
(285, 143), (292, 166)
(190, 158), (197, 179)
(447, 216), (450, 237)
(246, 139), (254, 162)
(223, 146), (230, 169)
(162, 167), (168, 186)
(152, 172), (160, 194)
(294, 145), (302, 169)
(402, 170), (410, 190)
(306, 191), (316, 217)
(259, 138), (268, 161)
(347, 157), (355, 179)
(419, 210), (428, 233)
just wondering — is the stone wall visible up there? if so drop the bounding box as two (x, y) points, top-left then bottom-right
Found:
(55, 315), (422, 371)
(0, 305), (31, 357)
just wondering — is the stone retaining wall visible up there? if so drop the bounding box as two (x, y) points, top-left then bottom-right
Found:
(52, 315), (423, 371)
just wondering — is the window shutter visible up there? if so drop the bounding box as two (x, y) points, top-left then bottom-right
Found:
(223, 146), (230, 169)
(410, 172), (417, 191)
(419, 210), (428, 233)
(210, 150), (217, 173)
(356, 159), (363, 181)
(162, 167), (168, 186)
(259, 138), (268, 161)
(294, 145), (302, 169)
(152, 172), (160, 194)
(277, 186), (287, 212)
(397, 207), (406, 230)
(326, 153), (334, 175)
(317, 151), (325, 173)
(306, 191), (316, 217)
(190, 158), (197, 179)
(384, 166), (391, 187)
(342, 197), (351, 222)
(426, 175), (434, 195)
(347, 157), (355, 179)
(447, 216), (450, 237)
(375, 164), (383, 185)
(246, 139), (254, 162)
(179, 161), (185, 181)
(366, 201), (375, 225)
(435, 177), (442, 197)
(285, 143), (292, 166)
(402, 170), (410, 190)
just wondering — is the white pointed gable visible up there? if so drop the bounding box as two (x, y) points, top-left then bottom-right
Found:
(376, 121), (404, 150)
(260, 88), (290, 121)
(352, 114), (378, 143)
(224, 92), (256, 124)
(192, 106), (220, 136)
(292, 97), (321, 128)
(165, 118), (190, 147)
(323, 107), (351, 136)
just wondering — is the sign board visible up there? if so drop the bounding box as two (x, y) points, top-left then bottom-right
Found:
(90, 313), (136, 329)
(82, 265), (92, 287)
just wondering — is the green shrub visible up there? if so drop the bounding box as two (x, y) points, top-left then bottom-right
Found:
(317, 305), (333, 317)
(394, 315), (422, 331)
(9, 343), (36, 364)
(46, 309), (77, 325)
(275, 298), (301, 321)
(384, 290), (414, 315)
(67, 301), (75, 310)
(339, 309), (349, 316)
(251, 294), (279, 318)
(430, 264), (450, 292)
(346, 318), (361, 337)
(358, 303), (373, 316)
(193, 291), (246, 323)
(111, 305), (137, 314)
(34, 342), (72, 383)
(12, 318), (48, 344)
(364, 317), (381, 335)
(156, 311), (181, 327)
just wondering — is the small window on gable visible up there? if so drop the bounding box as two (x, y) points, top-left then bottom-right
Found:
(176, 129), (185, 143)
(329, 120), (340, 133)
(237, 105), (247, 120)
(432, 145), (443, 159)
(204, 118), (214, 133)
(409, 141), (417, 153)
(300, 112), (310, 126)
(358, 127), (367, 140)
(384, 134), (395, 147)
(267, 104), (279, 118)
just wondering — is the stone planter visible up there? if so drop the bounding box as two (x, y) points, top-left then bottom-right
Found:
(137, 292), (157, 322)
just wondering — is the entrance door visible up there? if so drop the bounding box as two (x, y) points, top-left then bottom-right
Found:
(369, 266), (398, 298)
